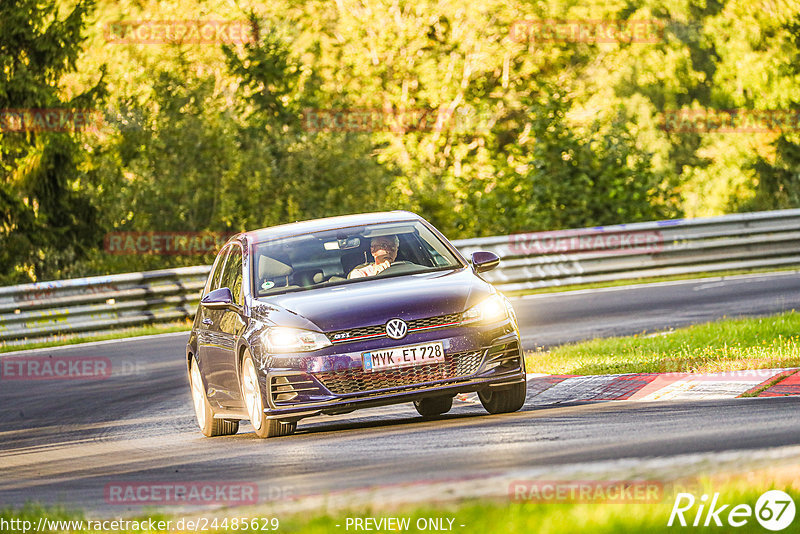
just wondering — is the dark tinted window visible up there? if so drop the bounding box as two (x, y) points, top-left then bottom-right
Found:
(251, 221), (463, 297)
(206, 246), (230, 295)
(221, 246), (244, 305)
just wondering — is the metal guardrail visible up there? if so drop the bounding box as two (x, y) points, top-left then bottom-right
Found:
(458, 208), (800, 292)
(2, 209), (799, 342)
(0, 266), (209, 342)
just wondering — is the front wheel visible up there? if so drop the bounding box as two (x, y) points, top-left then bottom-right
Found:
(189, 357), (239, 437)
(240, 350), (296, 438)
(478, 381), (526, 414)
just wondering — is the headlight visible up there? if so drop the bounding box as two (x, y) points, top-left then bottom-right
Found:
(461, 294), (509, 324)
(263, 327), (332, 353)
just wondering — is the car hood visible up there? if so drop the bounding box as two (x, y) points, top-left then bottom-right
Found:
(251, 267), (492, 332)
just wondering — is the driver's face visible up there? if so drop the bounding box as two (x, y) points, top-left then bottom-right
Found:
(370, 237), (398, 264)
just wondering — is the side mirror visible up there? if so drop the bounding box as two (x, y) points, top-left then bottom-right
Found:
(201, 287), (235, 309)
(471, 251), (500, 273)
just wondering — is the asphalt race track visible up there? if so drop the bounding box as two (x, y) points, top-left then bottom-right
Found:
(2, 271), (800, 516)
(515, 270), (800, 347)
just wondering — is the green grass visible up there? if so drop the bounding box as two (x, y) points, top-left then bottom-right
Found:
(504, 266), (800, 297)
(524, 310), (800, 375)
(2, 477), (797, 533)
(0, 321), (191, 354)
(273, 484), (797, 534)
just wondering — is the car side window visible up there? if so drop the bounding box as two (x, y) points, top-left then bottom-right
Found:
(205, 246), (231, 296)
(221, 246), (244, 306)
(415, 233), (446, 267)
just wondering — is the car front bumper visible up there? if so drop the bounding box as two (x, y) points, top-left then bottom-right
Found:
(259, 323), (525, 421)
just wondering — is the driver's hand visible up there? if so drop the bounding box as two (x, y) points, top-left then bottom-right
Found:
(348, 260), (391, 279)
(374, 260), (391, 274)
(373, 251), (391, 263)
(365, 260), (391, 276)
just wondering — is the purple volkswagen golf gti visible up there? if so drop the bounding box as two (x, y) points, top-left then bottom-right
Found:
(186, 211), (526, 438)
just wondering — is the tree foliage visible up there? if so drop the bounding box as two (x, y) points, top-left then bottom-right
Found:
(1, 0), (799, 282)
(0, 0), (105, 284)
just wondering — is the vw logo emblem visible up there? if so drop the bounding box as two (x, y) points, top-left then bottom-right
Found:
(385, 318), (408, 340)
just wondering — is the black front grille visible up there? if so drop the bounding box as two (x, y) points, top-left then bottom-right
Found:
(327, 313), (462, 343)
(485, 341), (521, 367)
(313, 350), (484, 395)
(409, 313), (462, 329)
(269, 375), (319, 405)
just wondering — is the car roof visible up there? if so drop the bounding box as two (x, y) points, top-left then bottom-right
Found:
(240, 211), (424, 244)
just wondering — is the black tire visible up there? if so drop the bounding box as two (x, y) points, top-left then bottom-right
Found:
(189, 357), (240, 437)
(478, 381), (526, 414)
(414, 395), (453, 417)
(240, 350), (296, 439)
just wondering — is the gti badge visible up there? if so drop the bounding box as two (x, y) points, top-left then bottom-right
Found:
(385, 318), (408, 340)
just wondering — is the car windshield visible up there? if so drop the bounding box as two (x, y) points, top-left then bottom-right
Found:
(251, 220), (463, 297)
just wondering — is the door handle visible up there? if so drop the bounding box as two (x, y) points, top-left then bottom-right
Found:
(202, 318), (213, 326)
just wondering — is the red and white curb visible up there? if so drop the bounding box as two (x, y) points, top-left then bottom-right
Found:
(455, 368), (800, 405)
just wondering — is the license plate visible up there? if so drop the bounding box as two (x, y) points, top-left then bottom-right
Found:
(362, 341), (445, 372)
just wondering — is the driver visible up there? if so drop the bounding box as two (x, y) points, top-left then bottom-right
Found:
(348, 235), (399, 278)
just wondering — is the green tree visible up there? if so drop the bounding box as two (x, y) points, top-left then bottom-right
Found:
(80, 15), (395, 275)
(746, 136), (800, 211)
(0, 0), (105, 283)
(7, 0), (800, 281)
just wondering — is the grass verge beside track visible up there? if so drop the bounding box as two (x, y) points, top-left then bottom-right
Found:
(524, 310), (800, 375)
(269, 479), (799, 533)
(2, 475), (797, 533)
(0, 321), (191, 354)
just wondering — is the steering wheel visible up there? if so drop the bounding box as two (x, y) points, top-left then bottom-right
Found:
(379, 261), (420, 275)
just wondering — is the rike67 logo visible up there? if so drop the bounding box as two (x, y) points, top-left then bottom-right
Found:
(669, 490), (796, 530)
